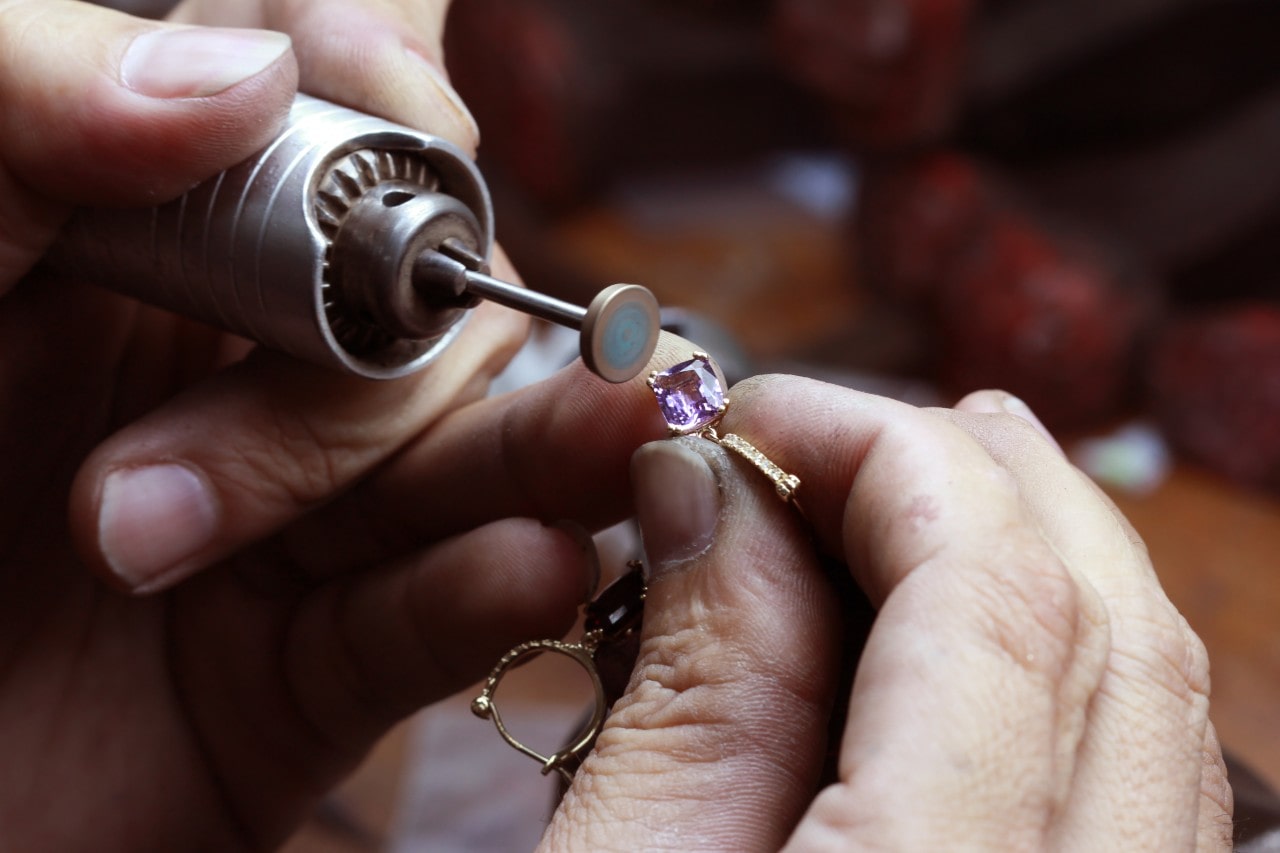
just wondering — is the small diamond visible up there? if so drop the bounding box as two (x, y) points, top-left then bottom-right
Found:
(650, 355), (725, 433)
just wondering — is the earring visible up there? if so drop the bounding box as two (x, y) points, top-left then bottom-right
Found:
(471, 561), (646, 783)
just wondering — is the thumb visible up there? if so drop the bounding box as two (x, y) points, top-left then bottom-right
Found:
(0, 0), (297, 289)
(543, 438), (841, 851)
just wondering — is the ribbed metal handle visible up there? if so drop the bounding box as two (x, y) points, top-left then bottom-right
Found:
(49, 95), (493, 380)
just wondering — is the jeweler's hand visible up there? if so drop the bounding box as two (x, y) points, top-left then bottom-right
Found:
(299, 339), (1228, 848)
(0, 1), (592, 849)
(538, 377), (1229, 850)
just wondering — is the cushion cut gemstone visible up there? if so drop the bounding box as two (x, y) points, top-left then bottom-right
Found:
(651, 355), (725, 433)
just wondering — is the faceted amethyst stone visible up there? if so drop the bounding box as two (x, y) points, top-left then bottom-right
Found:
(650, 354), (726, 433)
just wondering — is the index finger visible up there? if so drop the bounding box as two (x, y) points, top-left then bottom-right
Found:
(268, 333), (696, 578)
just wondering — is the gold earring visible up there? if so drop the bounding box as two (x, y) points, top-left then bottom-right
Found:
(471, 561), (646, 783)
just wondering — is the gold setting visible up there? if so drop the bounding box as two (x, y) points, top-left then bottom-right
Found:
(648, 351), (801, 504)
(710, 429), (801, 502)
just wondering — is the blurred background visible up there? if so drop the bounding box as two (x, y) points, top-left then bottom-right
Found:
(442, 0), (1280, 466)
(108, 0), (1280, 848)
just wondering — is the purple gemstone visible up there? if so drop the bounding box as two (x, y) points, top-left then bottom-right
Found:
(651, 355), (725, 433)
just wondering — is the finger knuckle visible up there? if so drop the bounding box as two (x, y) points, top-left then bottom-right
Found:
(1180, 616), (1212, 700)
(214, 405), (363, 509)
(792, 784), (879, 848)
(1114, 595), (1211, 708)
(266, 407), (354, 501)
(960, 536), (1093, 687)
(609, 627), (737, 740)
(601, 627), (807, 778)
(1198, 749), (1234, 848)
(796, 780), (1046, 850)
(982, 410), (1051, 455)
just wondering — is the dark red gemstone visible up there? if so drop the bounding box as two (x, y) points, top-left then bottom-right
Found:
(584, 567), (646, 639)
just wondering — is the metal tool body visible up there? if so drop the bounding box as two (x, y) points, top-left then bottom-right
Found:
(50, 95), (659, 383)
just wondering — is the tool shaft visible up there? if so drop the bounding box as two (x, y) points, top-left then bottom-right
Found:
(464, 271), (588, 328)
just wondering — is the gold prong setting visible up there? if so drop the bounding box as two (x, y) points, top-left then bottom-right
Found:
(648, 352), (800, 504)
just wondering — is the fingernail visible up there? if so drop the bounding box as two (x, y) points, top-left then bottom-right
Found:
(631, 441), (720, 573)
(407, 50), (480, 152)
(551, 519), (601, 600)
(122, 27), (292, 99)
(98, 464), (218, 591)
(1002, 394), (1066, 455)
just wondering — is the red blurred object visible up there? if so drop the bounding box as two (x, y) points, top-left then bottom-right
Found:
(858, 151), (986, 310)
(859, 153), (1160, 430)
(934, 213), (1159, 430)
(772, 0), (974, 148)
(1149, 305), (1280, 492)
(446, 0), (820, 208)
(446, 0), (589, 205)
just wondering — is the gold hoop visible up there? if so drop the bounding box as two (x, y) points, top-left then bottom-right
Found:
(471, 634), (607, 784)
(471, 562), (645, 784)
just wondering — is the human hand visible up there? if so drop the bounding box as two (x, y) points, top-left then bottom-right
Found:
(541, 376), (1227, 849)
(385, 353), (1227, 849)
(0, 1), (597, 848)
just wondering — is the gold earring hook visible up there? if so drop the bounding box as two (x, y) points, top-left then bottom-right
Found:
(472, 561), (646, 784)
(471, 634), (607, 784)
